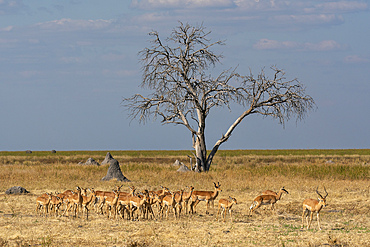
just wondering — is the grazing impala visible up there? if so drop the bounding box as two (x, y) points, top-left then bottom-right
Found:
(261, 186), (288, 196)
(249, 187), (289, 216)
(216, 196), (238, 222)
(302, 186), (328, 230)
(191, 182), (222, 214)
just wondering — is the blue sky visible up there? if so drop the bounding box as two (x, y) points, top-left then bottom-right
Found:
(0, 0), (369, 151)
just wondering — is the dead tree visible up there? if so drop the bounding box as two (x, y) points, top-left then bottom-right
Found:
(123, 22), (315, 172)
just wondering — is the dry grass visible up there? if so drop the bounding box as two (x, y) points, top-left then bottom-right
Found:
(0, 150), (369, 246)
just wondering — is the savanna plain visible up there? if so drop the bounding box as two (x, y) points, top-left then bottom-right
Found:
(0, 149), (369, 247)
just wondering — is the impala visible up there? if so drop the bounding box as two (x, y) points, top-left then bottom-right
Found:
(216, 196), (238, 222)
(49, 194), (63, 217)
(105, 190), (120, 219)
(129, 192), (148, 220)
(173, 189), (184, 217)
(62, 186), (83, 217)
(181, 186), (194, 215)
(94, 185), (124, 214)
(161, 191), (177, 219)
(57, 187), (81, 213)
(302, 186), (328, 230)
(249, 187), (289, 216)
(191, 182), (222, 214)
(150, 186), (169, 214)
(81, 188), (97, 220)
(261, 186), (288, 196)
(36, 192), (52, 216)
(140, 190), (157, 220)
(151, 186), (170, 196)
(117, 194), (133, 220)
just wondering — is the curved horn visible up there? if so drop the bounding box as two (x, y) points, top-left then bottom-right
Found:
(316, 186), (324, 199)
(323, 186), (328, 198)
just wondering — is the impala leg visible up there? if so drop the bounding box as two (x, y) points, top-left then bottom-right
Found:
(249, 201), (261, 216)
(301, 209), (307, 228)
(191, 199), (200, 214)
(216, 206), (221, 221)
(229, 208), (232, 222)
(166, 206), (169, 219)
(205, 200), (210, 214)
(173, 206), (177, 219)
(221, 208), (225, 222)
(307, 212), (313, 229)
(183, 201), (188, 214)
(317, 212), (321, 230)
(85, 206), (89, 220)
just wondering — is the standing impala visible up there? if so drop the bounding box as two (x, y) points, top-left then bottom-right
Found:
(36, 192), (52, 216)
(249, 187), (289, 216)
(62, 187), (83, 217)
(181, 186), (194, 215)
(302, 186), (328, 230)
(191, 182), (222, 214)
(216, 196), (238, 222)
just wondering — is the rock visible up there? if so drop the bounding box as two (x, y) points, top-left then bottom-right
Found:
(81, 157), (100, 166)
(51, 150), (57, 153)
(173, 160), (181, 166)
(101, 152), (130, 182)
(26, 150), (32, 154)
(5, 186), (30, 194)
(177, 163), (191, 172)
(101, 152), (114, 165)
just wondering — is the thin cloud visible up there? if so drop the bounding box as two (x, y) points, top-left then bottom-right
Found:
(129, 0), (367, 31)
(253, 39), (346, 51)
(344, 55), (369, 64)
(272, 14), (344, 26)
(35, 18), (114, 32)
(315, 1), (368, 13)
(0, 0), (27, 15)
(131, 0), (234, 9)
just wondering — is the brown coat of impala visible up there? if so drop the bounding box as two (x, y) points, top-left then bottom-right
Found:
(249, 187), (289, 216)
(81, 188), (97, 220)
(62, 187), (83, 217)
(216, 196), (238, 222)
(181, 186), (194, 214)
(191, 182), (222, 214)
(302, 186), (328, 230)
(161, 191), (177, 219)
(36, 192), (52, 216)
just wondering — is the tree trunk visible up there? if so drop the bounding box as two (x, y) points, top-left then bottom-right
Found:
(193, 134), (207, 172)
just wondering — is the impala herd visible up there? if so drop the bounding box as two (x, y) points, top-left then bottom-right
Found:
(35, 182), (329, 230)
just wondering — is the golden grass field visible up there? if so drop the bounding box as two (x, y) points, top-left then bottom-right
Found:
(0, 150), (369, 246)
